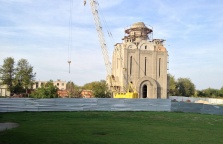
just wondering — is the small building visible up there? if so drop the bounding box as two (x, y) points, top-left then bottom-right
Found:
(0, 84), (10, 97)
(33, 79), (66, 90)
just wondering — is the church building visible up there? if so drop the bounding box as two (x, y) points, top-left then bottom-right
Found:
(111, 22), (168, 99)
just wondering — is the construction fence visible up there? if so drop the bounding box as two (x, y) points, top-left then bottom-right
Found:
(0, 98), (223, 115)
(0, 98), (171, 112)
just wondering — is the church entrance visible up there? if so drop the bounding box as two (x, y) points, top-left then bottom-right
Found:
(137, 77), (158, 99)
(142, 85), (147, 98)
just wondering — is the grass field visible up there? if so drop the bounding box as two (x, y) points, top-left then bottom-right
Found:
(0, 111), (223, 144)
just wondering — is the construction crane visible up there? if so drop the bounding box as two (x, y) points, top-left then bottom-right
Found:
(84, 0), (138, 98)
(84, 0), (112, 76)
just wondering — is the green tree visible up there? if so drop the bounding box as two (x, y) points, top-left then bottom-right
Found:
(196, 90), (206, 97)
(15, 59), (36, 95)
(30, 81), (58, 98)
(0, 57), (15, 95)
(168, 74), (177, 96)
(197, 88), (220, 98)
(176, 78), (195, 97)
(44, 81), (58, 98)
(219, 87), (223, 97)
(83, 80), (111, 98)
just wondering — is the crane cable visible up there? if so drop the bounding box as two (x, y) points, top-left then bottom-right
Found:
(67, 0), (74, 98)
(97, 1), (130, 92)
(99, 3), (139, 92)
(68, 0), (73, 74)
(88, 1), (131, 93)
(97, 2), (115, 55)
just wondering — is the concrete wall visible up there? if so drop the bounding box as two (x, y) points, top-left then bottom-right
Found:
(170, 96), (223, 105)
(171, 102), (223, 115)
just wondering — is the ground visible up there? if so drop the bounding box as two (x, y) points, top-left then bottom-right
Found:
(0, 122), (18, 132)
(0, 112), (223, 144)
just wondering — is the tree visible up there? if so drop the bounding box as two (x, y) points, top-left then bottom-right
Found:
(15, 59), (36, 95)
(219, 87), (223, 97)
(168, 74), (177, 96)
(44, 81), (58, 98)
(30, 80), (58, 98)
(203, 88), (219, 98)
(0, 57), (15, 95)
(196, 90), (206, 97)
(83, 80), (111, 98)
(66, 81), (82, 98)
(176, 78), (195, 97)
(197, 87), (222, 98)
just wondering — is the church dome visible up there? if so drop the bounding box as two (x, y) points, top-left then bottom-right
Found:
(131, 22), (146, 29)
(124, 22), (153, 40)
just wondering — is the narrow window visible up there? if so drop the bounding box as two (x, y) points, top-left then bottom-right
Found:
(142, 85), (147, 98)
(145, 46), (147, 49)
(117, 58), (118, 69)
(145, 57), (147, 76)
(159, 58), (161, 77)
(130, 56), (132, 76)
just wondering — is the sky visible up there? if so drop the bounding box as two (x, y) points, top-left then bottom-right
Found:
(0, 0), (223, 90)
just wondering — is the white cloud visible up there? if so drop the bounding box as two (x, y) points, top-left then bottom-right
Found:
(1, 0), (223, 89)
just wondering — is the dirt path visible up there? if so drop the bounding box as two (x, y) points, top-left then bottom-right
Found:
(0, 122), (19, 132)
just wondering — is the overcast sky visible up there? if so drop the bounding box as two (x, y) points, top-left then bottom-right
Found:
(0, 0), (223, 90)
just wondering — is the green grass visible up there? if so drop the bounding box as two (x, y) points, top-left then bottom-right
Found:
(0, 111), (223, 144)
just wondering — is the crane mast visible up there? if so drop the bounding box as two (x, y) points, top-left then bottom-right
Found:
(86, 0), (112, 76)
(84, 0), (138, 98)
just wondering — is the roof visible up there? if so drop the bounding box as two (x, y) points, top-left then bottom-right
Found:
(131, 22), (146, 29)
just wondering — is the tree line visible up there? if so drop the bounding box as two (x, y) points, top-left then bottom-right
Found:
(1, 57), (223, 98)
(29, 80), (110, 98)
(30, 80), (58, 98)
(0, 57), (110, 98)
(169, 74), (223, 98)
(0, 57), (35, 96)
(66, 80), (111, 98)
